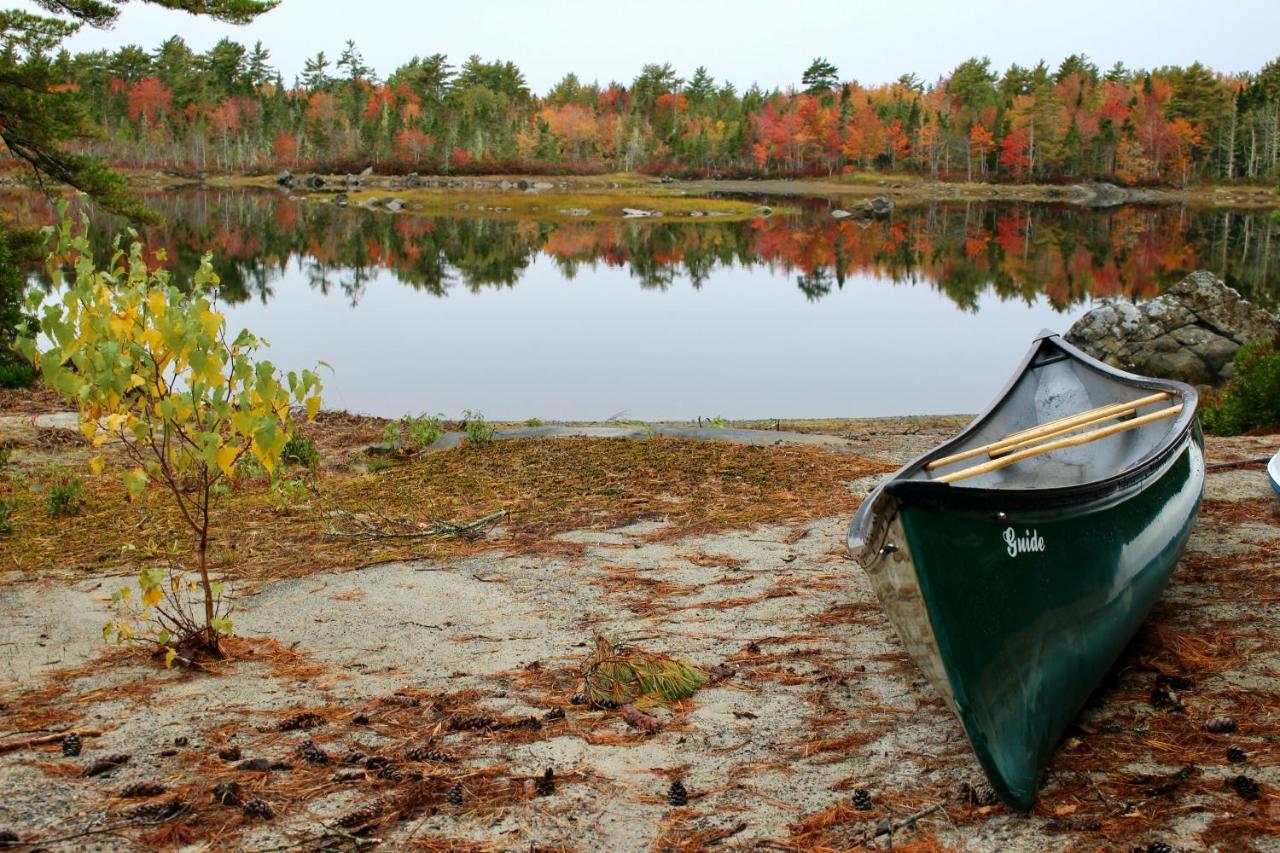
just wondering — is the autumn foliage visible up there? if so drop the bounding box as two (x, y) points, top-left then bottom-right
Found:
(26, 44), (1280, 185)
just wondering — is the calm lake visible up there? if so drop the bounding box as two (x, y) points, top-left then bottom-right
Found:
(11, 190), (1279, 420)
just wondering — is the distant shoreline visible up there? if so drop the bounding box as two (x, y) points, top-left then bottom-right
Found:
(3, 168), (1275, 211)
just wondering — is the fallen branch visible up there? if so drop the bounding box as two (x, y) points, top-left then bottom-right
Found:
(1206, 456), (1272, 472)
(850, 802), (945, 846)
(0, 729), (103, 756)
(327, 509), (507, 540)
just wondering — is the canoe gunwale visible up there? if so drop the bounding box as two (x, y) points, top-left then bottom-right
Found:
(849, 332), (1198, 561)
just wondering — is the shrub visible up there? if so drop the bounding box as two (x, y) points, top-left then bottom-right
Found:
(19, 212), (323, 658)
(282, 434), (321, 470)
(1202, 338), (1280, 435)
(463, 410), (495, 446)
(0, 359), (36, 389)
(383, 412), (445, 451)
(46, 465), (83, 517)
(526, 417), (544, 427)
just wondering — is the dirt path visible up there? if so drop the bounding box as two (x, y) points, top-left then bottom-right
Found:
(0, 428), (1276, 850)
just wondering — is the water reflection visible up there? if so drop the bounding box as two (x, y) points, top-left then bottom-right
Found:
(6, 189), (1277, 418)
(8, 190), (1278, 310)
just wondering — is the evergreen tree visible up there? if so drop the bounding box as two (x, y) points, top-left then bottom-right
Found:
(801, 57), (838, 94)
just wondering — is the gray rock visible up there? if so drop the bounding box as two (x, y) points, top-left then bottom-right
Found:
(622, 208), (656, 218)
(868, 195), (894, 215)
(275, 170), (294, 187)
(404, 172), (421, 188)
(359, 166), (374, 177)
(1064, 270), (1279, 386)
(532, 181), (553, 190)
(385, 198), (404, 212)
(344, 173), (361, 187)
(559, 208), (591, 217)
(334, 192), (348, 207)
(303, 175), (324, 189)
(831, 209), (852, 219)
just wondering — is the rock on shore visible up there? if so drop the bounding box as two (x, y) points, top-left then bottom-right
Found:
(1064, 270), (1278, 385)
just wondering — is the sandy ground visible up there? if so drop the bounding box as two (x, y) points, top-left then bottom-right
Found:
(0, 422), (1277, 851)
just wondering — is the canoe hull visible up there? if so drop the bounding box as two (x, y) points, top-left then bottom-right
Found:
(850, 333), (1205, 810)
(877, 425), (1203, 809)
(1269, 451), (1280, 498)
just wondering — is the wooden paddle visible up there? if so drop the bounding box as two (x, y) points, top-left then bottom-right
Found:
(935, 404), (1183, 484)
(925, 391), (1172, 471)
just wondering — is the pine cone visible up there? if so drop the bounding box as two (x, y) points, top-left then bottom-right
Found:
(352, 713), (370, 725)
(297, 739), (331, 765)
(1147, 843), (1175, 853)
(213, 781), (243, 805)
(1205, 716), (1237, 733)
(449, 714), (496, 731)
(0, 830), (20, 846)
(82, 754), (131, 777)
(1228, 775), (1261, 801)
(445, 783), (465, 807)
(535, 768), (555, 797)
(173, 736), (189, 747)
(543, 707), (566, 721)
(278, 712), (324, 732)
(242, 798), (275, 820)
(404, 747), (456, 763)
(383, 694), (421, 707)
(1226, 746), (1247, 764)
(125, 798), (185, 822)
(852, 788), (873, 811)
(960, 782), (999, 806)
(508, 716), (542, 731)
(342, 750), (368, 765)
(336, 804), (382, 829)
(235, 758), (272, 772)
(217, 746), (242, 762)
(60, 732), (82, 757)
(119, 781), (166, 798)
(668, 779), (688, 807)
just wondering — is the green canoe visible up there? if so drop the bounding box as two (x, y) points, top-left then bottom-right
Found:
(848, 332), (1204, 810)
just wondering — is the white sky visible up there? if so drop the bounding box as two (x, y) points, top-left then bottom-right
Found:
(15, 0), (1280, 93)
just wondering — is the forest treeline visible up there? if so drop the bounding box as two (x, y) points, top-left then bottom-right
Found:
(11, 39), (1280, 185)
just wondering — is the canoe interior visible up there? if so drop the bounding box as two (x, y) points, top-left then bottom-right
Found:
(915, 339), (1185, 490)
(1270, 451), (1280, 497)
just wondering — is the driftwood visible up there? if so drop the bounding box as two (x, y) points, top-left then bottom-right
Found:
(0, 729), (103, 756)
(326, 509), (507, 540)
(936, 405), (1182, 484)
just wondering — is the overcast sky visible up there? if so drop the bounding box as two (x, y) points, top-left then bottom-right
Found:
(17, 0), (1280, 93)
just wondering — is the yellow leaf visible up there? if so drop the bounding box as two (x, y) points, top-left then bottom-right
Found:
(89, 455), (106, 475)
(164, 647), (177, 668)
(1054, 804), (1078, 816)
(146, 290), (167, 317)
(142, 585), (162, 608)
(103, 413), (127, 432)
(80, 418), (97, 441)
(305, 395), (321, 421)
(216, 444), (239, 477)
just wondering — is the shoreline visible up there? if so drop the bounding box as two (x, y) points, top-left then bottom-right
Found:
(0, 387), (1276, 850)
(5, 168), (1275, 213)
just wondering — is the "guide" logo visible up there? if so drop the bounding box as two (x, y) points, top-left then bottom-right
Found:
(1004, 527), (1046, 557)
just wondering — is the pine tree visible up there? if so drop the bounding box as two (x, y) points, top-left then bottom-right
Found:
(801, 57), (838, 95)
(301, 51), (331, 91)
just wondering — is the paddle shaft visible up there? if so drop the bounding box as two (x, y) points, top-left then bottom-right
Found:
(936, 404), (1183, 484)
(925, 391), (1172, 471)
